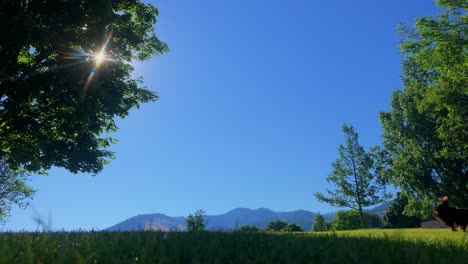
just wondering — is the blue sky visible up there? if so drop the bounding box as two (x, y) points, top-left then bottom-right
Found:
(5, 0), (441, 231)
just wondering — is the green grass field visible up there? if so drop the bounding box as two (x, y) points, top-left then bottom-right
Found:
(1, 229), (467, 263)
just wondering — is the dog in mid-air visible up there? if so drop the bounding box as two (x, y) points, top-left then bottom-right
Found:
(433, 196), (468, 232)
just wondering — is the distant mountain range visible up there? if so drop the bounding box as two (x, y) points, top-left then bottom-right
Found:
(107, 202), (391, 232)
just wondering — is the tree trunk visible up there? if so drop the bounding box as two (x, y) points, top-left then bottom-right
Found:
(350, 143), (365, 228)
(358, 206), (365, 229)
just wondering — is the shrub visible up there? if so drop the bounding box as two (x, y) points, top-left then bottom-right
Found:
(332, 210), (382, 230)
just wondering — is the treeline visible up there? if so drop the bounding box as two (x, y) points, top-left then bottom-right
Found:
(185, 205), (420, 233)
(312, 197), (424, 232)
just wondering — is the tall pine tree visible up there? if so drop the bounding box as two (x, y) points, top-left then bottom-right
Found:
(315, 124), (389, 228)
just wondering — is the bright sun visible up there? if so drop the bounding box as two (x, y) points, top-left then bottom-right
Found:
(94, 52), (105, 66)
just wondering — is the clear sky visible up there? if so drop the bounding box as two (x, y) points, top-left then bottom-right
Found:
(4, 0), (441, 231)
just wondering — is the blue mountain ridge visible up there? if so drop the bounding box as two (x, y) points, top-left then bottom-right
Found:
(107, 202), (390, 232)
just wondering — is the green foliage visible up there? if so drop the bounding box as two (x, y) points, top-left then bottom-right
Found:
(0, 159), (35, 224)
(266, 220), (288, 231)
(378, 1), (467, 216)
(436, 0), (468, 9)
(332, 210), (382, 231)
(312, 213), (327, 232)
(0, 0), (168, 174)
(281, 223), (303, 232)
(383, 193), (423, 228)
(365, 213), (384, 229)
(333, 211), (362, 231)
(0, 230), (467, 263)
(186, 209), (205, 232)
(236, 225), (263, 233)
(315, 124), (390, 228)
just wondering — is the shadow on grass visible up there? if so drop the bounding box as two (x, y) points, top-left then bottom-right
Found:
(0, 231), (467, 263)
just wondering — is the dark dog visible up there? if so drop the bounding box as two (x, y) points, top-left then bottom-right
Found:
(433, 196), (468, 232)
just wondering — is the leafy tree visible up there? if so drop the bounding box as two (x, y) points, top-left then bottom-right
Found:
(312, 213), (327, 232)
(237, 225), (263, 233)
(186, 209), (205, 232)
(315, 124), (390, 228)
(281, 223), (303, 232)
(378, 1), (467, 217)
(0, 0), (168, 174)
(332, 210), (382, 230)
(266, 220), (288, 231)
(383, 193), (422, 228)
(0, 159), (35, 224)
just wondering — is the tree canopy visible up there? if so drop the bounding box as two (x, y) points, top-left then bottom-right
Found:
(378, 0), (467, 216)
(436, 0), (468, 9)
(0, 0), (168, 174)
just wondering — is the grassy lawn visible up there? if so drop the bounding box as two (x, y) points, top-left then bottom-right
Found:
(322, 228), (468, 245)
(1, 229), (467, 263)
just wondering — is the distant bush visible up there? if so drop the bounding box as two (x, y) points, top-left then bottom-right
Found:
(312, 213), (327, 232)
(332, 210), (382, 230)
(281, 223), (303, 232)
(383, 193), (422, 228)
(237, 225), (263, 233)
(266, 220), (288, 231)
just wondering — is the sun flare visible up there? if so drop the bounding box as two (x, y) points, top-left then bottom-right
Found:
(83, 28), (114, 91)
(94, 52), (105, 66)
